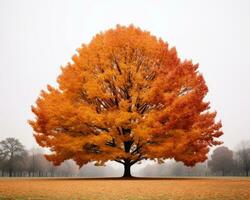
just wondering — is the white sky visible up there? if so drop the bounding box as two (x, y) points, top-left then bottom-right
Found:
(0, 0), (250, 153)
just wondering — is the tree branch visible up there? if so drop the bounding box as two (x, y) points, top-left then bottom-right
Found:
(114, 159), (125, 164)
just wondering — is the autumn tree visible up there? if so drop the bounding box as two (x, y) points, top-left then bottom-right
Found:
(29, 25), (223, 177)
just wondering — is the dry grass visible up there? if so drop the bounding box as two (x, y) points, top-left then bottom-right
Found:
(0, 177), (250, 200)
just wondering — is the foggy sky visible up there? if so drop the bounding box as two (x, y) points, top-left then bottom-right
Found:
(0, 0), (250, 152)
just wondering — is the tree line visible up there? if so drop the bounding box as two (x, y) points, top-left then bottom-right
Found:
(0, 137), (249, 177)
(0, 138), (121, 177)
(0, 138), (74, 177)
(138, 142), (250, 177)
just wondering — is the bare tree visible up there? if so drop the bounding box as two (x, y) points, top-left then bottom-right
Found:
(0, 147), (7, 161)
(0, 138), (26, 177)
(0, 147), (7, 176)
(237, 141), (250, 176)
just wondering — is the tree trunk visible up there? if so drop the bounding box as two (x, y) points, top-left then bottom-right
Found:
(9, 163), (13, 177)
(123, 162), (132, 178)
(9, 169), (12, 177)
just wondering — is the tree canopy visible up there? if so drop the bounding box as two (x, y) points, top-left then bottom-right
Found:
(29, 25), (223, 177)
(0, 138), (26, 177)
(208, 146), (234, 176)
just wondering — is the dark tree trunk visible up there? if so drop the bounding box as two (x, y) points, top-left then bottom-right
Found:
(9, 153), (13, 177)
(9, 159), (13, 177)
(123, 162), (132, 178)
(122, 140), (134, 178)
(9, 170), (12, 177)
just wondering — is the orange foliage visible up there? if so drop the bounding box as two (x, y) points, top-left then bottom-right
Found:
(29, 25), (223, 174)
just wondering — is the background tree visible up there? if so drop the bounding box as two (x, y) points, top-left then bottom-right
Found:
(208, 146), (234, 176)
(11, 150), (28, 176)
(236, 141), (250, 176)
(0, 146), (7, 176)
(0, 147), (6, 161)
(27, 148), (49, 177)
(29, 25), (223, 177)
(0, 138), (26, 177)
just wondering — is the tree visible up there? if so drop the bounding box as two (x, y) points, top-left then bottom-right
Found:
(0, 146), (8, 176)
(208, 146), (234, 176)
(0, 148), (6, 161)
(27, 148), (49, 177)
(236, 141), (250, 176)
(11, 151), (28, 177)
(29, 25), (223, 177)
(0, 138), (26, 177)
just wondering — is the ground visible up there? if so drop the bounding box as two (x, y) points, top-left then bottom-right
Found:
(0, 177), (249, 200)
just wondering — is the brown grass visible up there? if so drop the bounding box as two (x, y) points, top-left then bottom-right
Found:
(0, 177), (250, 200)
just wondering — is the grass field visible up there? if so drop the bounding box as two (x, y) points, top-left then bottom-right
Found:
(0, 177), (249, 200)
